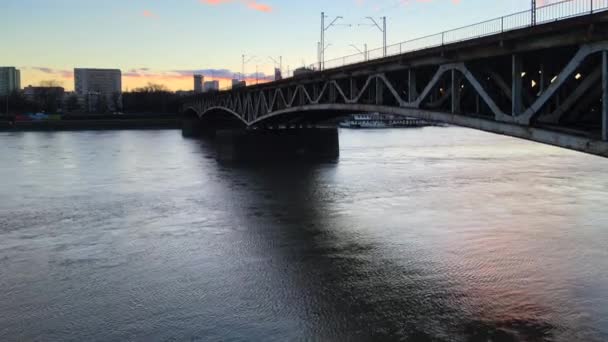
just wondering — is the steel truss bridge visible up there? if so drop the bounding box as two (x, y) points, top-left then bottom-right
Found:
(183, 0), (608, 158)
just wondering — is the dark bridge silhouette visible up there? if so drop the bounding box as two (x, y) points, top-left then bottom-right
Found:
(183, 0), (608, 158)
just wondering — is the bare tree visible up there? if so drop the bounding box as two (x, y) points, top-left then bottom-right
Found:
(112, 92), (122, 112)
(96, 94), (109, 114)
(39, 80), (64, 88)
(132, 83), (169, 93)
(122, 83), (177, 113)
(66, 94), (80, 113)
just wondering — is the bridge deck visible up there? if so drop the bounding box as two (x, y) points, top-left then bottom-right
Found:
(183, 7), (608, 158)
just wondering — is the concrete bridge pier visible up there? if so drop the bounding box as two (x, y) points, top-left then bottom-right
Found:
(215, 128), (339, 162)
(181, 118), (216, 138)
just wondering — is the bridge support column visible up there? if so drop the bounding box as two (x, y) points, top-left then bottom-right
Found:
(287, 88), (294, 107)
(603, 51), (608, 141)
(451, 69), (461, 114)
(215, 128), (339, 162)
(375, 76), (384, 105)
(298, 87), (306, 106)
(350, 78), (358, 101)
(182, 118), (215, 138)
(329, 83), (337, 103)
(408, 69), (418, 102)
(512, 54), (523, 116)
(313, 84), (320, 102)
(539, 63), (546, 93)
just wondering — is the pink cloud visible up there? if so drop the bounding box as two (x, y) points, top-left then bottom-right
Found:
(29, 67), (73, 79)
(244, 0), (272, 12)
(199, 0), (273, 13)
(142, 10), (158, 18)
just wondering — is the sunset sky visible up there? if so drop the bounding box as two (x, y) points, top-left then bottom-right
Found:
(1, 0), (540, 91)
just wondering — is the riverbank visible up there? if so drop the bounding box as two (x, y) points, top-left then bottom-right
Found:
(0, 114), (180, 131)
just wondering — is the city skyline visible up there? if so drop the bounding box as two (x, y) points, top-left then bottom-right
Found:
(3, 0), (544, 91)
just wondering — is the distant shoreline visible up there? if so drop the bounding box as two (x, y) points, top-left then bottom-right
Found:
(0, 114), (181, 132)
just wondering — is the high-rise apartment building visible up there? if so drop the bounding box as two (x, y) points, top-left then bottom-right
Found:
(74, 68), (121, 95)
(232, 79), (246, 89)
(0, 67), (21, 96)
(194, 75), (204, 93)
(204, 80), (219, 92)
(74, 68), (122, 111)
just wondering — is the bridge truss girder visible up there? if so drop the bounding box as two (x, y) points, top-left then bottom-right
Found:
(184, 41), (608, 158)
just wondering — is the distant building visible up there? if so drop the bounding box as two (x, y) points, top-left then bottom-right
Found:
(175, 90), (195, 97)
(274, 68), (282, 81)
(194, 75), (204, 93)
(22, 86), (65, 113)
(0, 67), (21, 96)
(293, 67), (314, 77)
(232, 79), (246, 89)
(23, 86), (65, 102)
(74, 68), (121, 95)
(204, 80), (219, 92)
(62, 91), (80, 112)
(74, 68), (122, 112)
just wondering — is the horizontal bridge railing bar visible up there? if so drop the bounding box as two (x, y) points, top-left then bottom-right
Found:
(308, 0), (608, 74)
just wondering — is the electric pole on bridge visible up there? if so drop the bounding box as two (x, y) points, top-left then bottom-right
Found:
(268, 56), (283, 80)
(318, 42), (332, 69)
(531, 0), (536, 26)
(360, 16), (387, 57)
(320, 12), (346, 70)
(350, 44), (368, 61)
(242, 54), (257, 82)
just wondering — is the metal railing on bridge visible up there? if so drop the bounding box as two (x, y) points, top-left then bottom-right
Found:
(218, 76), (275, 91)
(304, 0), (608, 73)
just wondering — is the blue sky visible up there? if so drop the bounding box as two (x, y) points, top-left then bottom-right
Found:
(0, 0), (537, 90)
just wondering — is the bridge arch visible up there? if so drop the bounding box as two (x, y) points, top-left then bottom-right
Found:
(200, 106), (248, 126)
(249, 103), (608, 157)
(199, 107), (248, 129)
(182, 107), (200, 119)
(181, 106), (248, 130)
(181, 14), (608, 157)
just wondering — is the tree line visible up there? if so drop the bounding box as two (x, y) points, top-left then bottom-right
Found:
(0, 82), (182, 115)
(122, 83), (182, 114)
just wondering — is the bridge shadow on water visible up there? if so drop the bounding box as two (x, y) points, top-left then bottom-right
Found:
(189, 139), (557, 342)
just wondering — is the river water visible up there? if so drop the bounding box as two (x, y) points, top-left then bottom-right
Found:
(0, 128), (607, 341)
